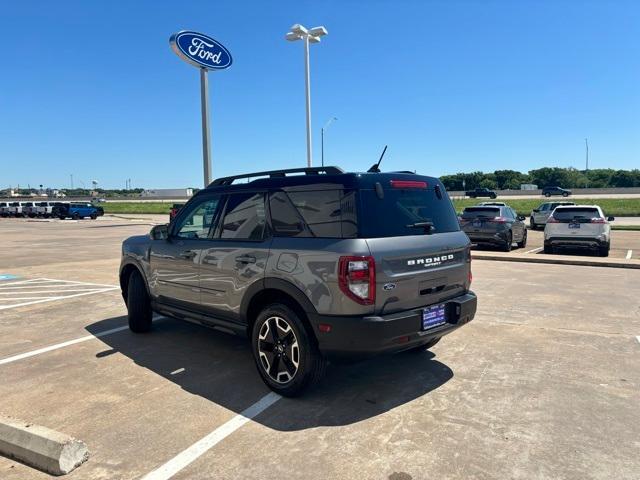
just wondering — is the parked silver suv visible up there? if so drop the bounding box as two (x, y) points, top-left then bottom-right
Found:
(529, 201), (575, 229)
(120, 167), (477, 396)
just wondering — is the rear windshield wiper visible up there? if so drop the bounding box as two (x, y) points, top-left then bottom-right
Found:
(406, 221), (436, 234)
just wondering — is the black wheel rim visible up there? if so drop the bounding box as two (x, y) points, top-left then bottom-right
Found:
(257, 316), (300, 384)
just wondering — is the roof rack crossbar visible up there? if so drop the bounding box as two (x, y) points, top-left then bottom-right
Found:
(210, 166), (344, 186)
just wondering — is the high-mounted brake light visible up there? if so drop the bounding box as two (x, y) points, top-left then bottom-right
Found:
(390, 180), (427, 189)
(338, 256), (375, 305)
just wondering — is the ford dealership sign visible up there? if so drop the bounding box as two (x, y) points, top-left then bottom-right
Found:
(170, 31), (232, 70)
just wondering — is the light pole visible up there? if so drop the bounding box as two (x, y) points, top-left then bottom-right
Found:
(285, 24), (328, 168)
(321, 117), (337, 167)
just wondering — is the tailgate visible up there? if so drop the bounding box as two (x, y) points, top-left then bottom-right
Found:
(366, 231), (471, 315)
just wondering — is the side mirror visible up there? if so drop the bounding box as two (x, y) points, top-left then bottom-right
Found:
(532, 209), (539, 213)
(518, 215), (526, 221)
(607, 216), (615, 222)
(150, 224), (169, 240)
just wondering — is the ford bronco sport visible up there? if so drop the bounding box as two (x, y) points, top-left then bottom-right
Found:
(120, 167), (477, 396)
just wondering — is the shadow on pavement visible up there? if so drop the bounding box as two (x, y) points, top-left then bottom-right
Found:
(87, 316), (453, 432)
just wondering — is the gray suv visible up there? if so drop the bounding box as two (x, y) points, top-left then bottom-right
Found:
(120, 167), (477, 396)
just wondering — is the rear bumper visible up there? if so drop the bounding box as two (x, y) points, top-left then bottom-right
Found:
(466, 231), (509, 246)
(545, 236), (608, 249)
(309, 292), (477, 359)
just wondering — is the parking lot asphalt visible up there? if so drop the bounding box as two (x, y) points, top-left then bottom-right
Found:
(1, 218), (639, 479)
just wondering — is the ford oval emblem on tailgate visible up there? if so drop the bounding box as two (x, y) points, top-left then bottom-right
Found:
(383, 283), (396, 291)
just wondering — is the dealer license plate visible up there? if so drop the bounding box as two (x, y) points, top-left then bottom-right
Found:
(422, 304), (447, 330)
(569, 223), (581, 229)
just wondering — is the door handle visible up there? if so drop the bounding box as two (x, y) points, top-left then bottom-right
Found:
(179, 250), (197, 260)
(236, 255), (256, 264)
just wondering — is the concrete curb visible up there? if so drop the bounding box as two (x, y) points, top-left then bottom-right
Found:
(0, 415), (89, 475)
(472, 252), (640, 269)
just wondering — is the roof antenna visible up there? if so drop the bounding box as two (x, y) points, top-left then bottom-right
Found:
(367, 145), (387, 173)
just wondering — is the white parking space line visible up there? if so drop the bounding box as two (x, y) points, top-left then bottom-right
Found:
(525, 247), (543, 254)
(636, 336), (640, 345)
(0, 277), (119, 311)
(141, 392), (282, 480)
(0, 325), (129, 365)
(171, 368), (185, 375)
(626, 250), (633, 260)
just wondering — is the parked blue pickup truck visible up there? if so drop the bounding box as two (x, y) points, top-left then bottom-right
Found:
(53, 203), (100, 220)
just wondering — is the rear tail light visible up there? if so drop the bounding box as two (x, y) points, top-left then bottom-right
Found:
(489, 216), (508, 223)
(547, 217), (559, 223)
(390, 180), (427, 189)
(338, 256), (375, 305)
(590, 217), (606, 224)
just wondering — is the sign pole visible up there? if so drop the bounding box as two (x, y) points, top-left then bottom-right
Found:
(200, 67), (212, 186)
(170, 30), (231, 186)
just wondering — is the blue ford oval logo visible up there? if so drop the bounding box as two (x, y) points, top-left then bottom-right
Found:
(170, 31), (232, 70)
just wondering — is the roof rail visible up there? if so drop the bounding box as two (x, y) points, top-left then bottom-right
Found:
(209, 166), (344, 186)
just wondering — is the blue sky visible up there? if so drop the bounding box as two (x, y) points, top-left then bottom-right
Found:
(1, 0), (638, 189)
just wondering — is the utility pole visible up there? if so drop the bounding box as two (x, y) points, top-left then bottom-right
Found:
(585, 138), (589, 188)
(70, 174), (74, 189)
(585, 138), (589, 171)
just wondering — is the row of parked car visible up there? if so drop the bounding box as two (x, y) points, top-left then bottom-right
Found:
(0, 201), (104, 219)
(465, 186), (572, 199)
(460, 201), (613, 256)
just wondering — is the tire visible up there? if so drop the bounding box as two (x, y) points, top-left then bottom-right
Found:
(405, 336), (441, 353)
(545, 193), (551, 197)
(90, 214), (97, 220)
(127, 270), (153, 333)
(530, 219), (537, 230)
(59, 216), (66, 220)
(72, 213), (80, 220)
(598, 244), (610, 257)
(562, 192), (569, 197)
(544, 244), (553, 254)
(490, 194), (497, 199)
(502, 232), (513, 252)
(251, 303), (326, 397)
(517, 229), (527, 248)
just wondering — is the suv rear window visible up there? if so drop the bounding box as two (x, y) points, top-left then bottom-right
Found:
(358, 187), (459, 238)
(552, 207), (600, 222)
(461, 207), (500, 218)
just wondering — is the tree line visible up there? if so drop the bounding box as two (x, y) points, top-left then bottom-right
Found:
(440, 168), (640, 191)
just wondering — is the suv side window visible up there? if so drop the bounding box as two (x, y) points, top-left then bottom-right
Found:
(269, 191), (311, 237)
(174, 196), (222, 240)
(286, 190), (348, 238)
(219, 193), (266, 240)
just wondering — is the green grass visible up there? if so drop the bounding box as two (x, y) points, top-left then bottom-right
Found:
(101, 197), (640, 217)
(451, 198), (640, 217)
(101, 202), (173, 214)
(611, 225), (640, 231)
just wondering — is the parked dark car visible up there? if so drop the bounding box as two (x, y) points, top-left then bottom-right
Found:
(169, 203), (185, 221)
(93, 204), (105, 216)
(465, 188), (497, 199)
(53, 203), (100, 220)
(542, 186), (571, 197)
(459, 205), (527, 251)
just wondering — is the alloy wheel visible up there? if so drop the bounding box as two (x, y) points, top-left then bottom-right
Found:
(257, 316), (300, 384)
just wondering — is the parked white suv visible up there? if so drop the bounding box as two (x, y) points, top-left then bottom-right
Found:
(544, 205), (613, 256)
